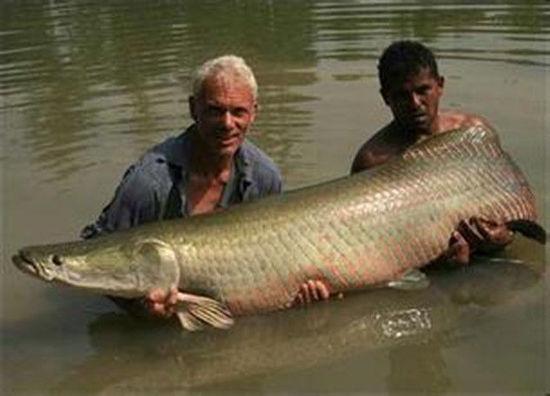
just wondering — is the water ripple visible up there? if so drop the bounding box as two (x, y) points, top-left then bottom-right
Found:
(1, 0), (547, 182)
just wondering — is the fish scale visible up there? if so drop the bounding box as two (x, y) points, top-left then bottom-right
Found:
(13, 125), (545, 325)
(173, 126), (540, 314)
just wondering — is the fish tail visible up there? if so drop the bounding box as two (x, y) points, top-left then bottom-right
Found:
(506, 220), (547, 244)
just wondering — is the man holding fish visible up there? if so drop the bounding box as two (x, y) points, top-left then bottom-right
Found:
(351, 40), (513, 265)
(82, 55), (329, 318)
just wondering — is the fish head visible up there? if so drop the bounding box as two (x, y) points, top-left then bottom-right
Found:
(12, 235), (181, 298)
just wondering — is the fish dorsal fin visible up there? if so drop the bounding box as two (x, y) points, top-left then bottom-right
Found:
(175, 292), (234, 331)
(387, 268), (430, 290)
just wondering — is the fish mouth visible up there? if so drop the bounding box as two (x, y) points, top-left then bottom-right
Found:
(12, 251), (51, 280)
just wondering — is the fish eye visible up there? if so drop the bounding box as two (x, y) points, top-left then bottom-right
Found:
(51, 255), (63, 266)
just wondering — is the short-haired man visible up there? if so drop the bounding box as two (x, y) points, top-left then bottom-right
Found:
(351, 41), (513, 264)
(83, 55), (327, 318)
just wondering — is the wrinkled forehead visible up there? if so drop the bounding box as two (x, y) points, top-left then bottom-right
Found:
(198, 71), (255, 99)
(206, 72), (251, 90)
(196, 74), (257, 107)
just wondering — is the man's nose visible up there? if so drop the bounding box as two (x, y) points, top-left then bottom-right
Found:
(221, 110), (236, 130)
(411, 92), (422, 108)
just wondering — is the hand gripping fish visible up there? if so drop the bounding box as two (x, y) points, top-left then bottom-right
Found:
(12, 126), (546, 331)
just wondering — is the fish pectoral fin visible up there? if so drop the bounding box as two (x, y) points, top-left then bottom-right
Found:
(174, 292), (234, 331)
(132, 238), (180, 286)
(386, 268), (430, 290)
(175, 311), (206, 332)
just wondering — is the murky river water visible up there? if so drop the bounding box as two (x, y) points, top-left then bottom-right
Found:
(1, 1), (548, 394)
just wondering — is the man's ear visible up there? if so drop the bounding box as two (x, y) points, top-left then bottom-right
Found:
(251, 101), (258, 123)
(188, 96), (197, 121)
(438, 75), (445, 89)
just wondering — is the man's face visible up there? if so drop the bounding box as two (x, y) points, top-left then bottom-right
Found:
(381, 68), (444, 134)
(190, 75), (256, 157)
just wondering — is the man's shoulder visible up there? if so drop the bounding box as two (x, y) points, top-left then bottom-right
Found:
(238, 139), (282, 194)
(119, 132), (188, 193)
(439, 110), (493, 131)
(147, 128), (191, 165)
(351, 124), (397, 173)
(132, 149), (173, 180)
(113, 157), (167, 200)
(240, 139), (281, 177)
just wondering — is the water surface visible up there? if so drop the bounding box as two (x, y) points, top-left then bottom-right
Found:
(1, 1), (548, 394)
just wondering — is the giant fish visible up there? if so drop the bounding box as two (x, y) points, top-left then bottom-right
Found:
(12, 126), (546, 330)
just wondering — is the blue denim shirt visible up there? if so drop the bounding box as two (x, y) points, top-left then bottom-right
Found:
(81, 125), (282, 238)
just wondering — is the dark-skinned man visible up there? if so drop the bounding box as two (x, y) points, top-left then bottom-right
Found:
(351, 40), (513, 264)
(293, 41), (514, 301)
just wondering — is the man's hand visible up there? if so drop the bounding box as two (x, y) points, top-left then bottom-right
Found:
(144, 286), (180, 318)
(287, 279), (334, 308)
(145, 280), (338, 316)
(457, 217), (514, 253)
(447, 217), (513, 265)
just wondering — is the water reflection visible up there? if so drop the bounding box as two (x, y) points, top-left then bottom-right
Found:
(313, 2), (549, 64)
(1, 0), (320, 183)
(1, 1), (548, 182)
(41, 258), (539, 394)
(387, 256), (543, 395)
